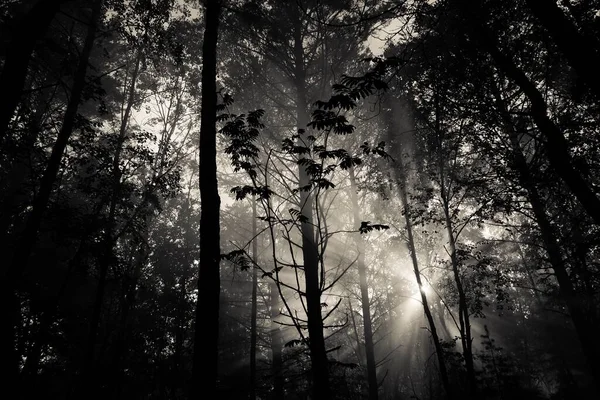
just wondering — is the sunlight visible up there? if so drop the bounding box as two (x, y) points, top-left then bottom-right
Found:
(419, 282), (433, 297)
(410, 282), (433, 303)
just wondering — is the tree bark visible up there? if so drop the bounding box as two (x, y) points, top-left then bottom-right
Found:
(348, 167), (379, 400)
(0, 0), (66, 140)
(191, 0), (222, 397)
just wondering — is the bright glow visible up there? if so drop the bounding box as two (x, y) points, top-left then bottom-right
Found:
(410, 282), (433, 302)
(420, 283), (433, 297)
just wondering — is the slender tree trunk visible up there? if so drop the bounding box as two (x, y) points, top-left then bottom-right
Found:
(391, 139), (453, 399)
(250, 200), (258, 400)
(348, 167), (379, 400)
(441, 203), (477, 397)
(292, 9), (331, 399)
(407, 201), (454, 399)
(430, 89), (476, 396)
(492, 83), (600, 390)
(269, 281), (285, 400)
(0, 1), (101, 388)
(435, 86), (475, 394)
(191, 0), (222, 397)
(0, 0), (65, 140)
(348, 298), (366, 365)
(459, 0), (600, 226)
(524, 0), (600, 101)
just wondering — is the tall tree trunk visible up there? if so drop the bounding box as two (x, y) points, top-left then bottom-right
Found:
(458, 0), (600, 226)
(296, 95), (331, 400)
(191, 0), (222, 397)
(250, 200), (258, 400)
(524, 0), (600, 102)
(0, 0), (101, 388)
(0, 0), (65, 140)
(348, 167), (379, 400)
(292, 8), (331, 400)
(389, 123), (453, 399)
(295, 70), (331, 400)
(492, 82), (600, 390)
(269, 281), (285, 400)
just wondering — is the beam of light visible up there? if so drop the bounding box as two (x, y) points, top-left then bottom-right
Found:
(409, 281), (433, 303)
(419, 282), (432, 297)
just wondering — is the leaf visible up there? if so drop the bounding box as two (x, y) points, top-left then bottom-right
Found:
(293, 184), (312, 193)
(216, 113), (231, 122)
(339, 155), (362, 170)
(247, 109), (265, 128)
(312, 178), (335, 190)
(289, 208), (309, 223)
(220, 250), (251, 271)
(330, 360), (359, 369)
(230, 185), (272, 201)
(359, 221), (390, 234)
(284, 339), (307, 348)
(308, 111), (355, 135)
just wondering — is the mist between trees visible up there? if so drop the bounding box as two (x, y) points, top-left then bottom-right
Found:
(1, 1), (600, 399)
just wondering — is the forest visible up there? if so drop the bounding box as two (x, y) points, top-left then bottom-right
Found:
(1, 0), (600, 399)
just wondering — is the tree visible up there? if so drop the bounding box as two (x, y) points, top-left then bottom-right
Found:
(0, 0), (66, 140)
(191, 0), (222, 397)
(384, 100), (453, 399)
(524, 0), (600, 103)
(456, 0), (600, 227)
(348, 166), (379, 400)
(1, 0), (102, 388)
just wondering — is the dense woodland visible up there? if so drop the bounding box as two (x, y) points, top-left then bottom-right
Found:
(1, 0), (600, 399)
